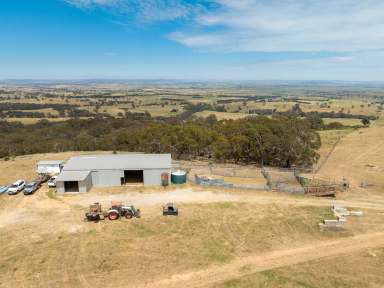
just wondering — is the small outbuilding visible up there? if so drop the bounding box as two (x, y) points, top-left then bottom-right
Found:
(55, 153), (171, 193)
(37, 160), (65, 175)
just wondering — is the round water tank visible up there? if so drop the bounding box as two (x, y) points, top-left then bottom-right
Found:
(171, 170), (187, 184)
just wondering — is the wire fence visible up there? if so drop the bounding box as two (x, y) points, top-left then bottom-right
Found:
(173, 161), (347, 195)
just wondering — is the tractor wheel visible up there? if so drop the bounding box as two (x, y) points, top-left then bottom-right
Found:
(108, 211), (119, 220)
(125, 213), (133, 219)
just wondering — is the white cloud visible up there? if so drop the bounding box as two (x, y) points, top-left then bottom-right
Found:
(170, 0), (384, 53)
(168, 32), (225, 47)
(137, 0), (191, 21)
(64, 0), (384, 53)
(64, 0), (193, 22)
(64, 0), (124, 8)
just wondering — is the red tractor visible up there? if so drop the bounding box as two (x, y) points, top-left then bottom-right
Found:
(107, 201), (141, 220)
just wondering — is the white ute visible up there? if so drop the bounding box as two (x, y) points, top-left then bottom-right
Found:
(47, 176), (57, 188)
(7, 180), (26, 195)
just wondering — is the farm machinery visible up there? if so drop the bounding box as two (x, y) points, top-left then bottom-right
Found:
(107, 201), (141, 220)
(84, 201), (141, 222)
(163, 202), (179, 216)
(85, 202), (105, 222)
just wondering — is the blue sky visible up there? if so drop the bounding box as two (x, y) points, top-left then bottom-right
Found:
(1, 0), (384, 81)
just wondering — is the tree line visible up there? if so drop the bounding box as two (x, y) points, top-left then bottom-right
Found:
(248, 104), (378, 121)
(0, 114), (320, 168)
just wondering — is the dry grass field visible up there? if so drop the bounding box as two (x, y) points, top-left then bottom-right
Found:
(231, 99), (382, 117)
(315, 123), (384, 199)
(194, 111), (252, 120)
(1, 85), (382, 121)
(215, 246), (384, 287)
(1, 183), (384, 288)
(322, 117), (363, 126)
(315, 129), (355, 168)
(1, 139), (384, 287)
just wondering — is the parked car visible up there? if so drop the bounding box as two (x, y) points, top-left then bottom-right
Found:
(0, 185), (9, 194)
(47, 176), (57, 188)
(23, 181), (41, 195)
(7, 180), (26, 195)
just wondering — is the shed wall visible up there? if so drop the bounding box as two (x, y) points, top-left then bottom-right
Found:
(144, 169), (170, 185)
(56, 181), (65, 193)
(79, 173), (93, 192)
(92, 170), (123, 187)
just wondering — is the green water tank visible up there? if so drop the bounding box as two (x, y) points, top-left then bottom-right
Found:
(171, 170), (187, 184)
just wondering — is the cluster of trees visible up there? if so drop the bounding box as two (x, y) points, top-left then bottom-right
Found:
(217, 95), (279, 102)
(248, 104), (378, 121)
(0, 103), (76, 111)
(0, 111), (45, 118)
(0, 102), (97, 118)
(306, 113), (341, 130)
(177, 102), (216, 120)
(63, 108), (95, 118)
(305, 110), (377, 121)
(88, 100), (134, 106)
(0, 115), (320, 168)
(119, 111), (151, 119)
(306, 112), (372, 130)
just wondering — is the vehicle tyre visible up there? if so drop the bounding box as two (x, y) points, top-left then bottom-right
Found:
(125, 213), (133, 219)
(108, 211), (119, 220)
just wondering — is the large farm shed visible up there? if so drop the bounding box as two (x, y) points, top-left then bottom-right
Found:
(56, 154), (171, 193)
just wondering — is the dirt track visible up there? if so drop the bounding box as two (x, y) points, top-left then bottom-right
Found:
(66, 187), (384, 211)
(143, 232), (384, 288)
(2, 186), (384, 230)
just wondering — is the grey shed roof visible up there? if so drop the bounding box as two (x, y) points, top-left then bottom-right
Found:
(63, 154), (171, 171)
(56, 170), (91, 182)
(38, 160), (65, 165)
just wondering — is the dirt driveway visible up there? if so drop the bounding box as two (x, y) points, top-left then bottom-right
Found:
(141, 232), (384, 288)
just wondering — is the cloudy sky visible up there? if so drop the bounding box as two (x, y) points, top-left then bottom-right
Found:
(1, 0), (384, 80)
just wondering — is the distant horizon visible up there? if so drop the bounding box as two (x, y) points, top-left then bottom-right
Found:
(2, 78), (384, 86)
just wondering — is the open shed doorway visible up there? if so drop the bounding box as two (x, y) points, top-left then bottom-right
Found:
(64, 181), (79, 192)
(124, 170), (144, 184)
